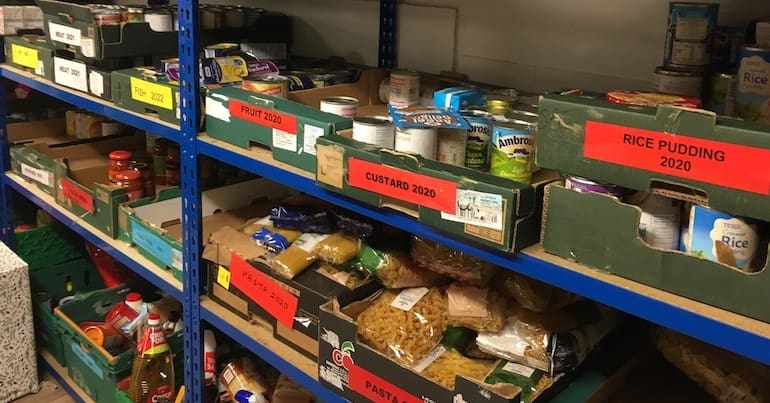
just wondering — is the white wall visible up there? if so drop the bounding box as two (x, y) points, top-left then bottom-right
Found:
(215, 0), (770, 92)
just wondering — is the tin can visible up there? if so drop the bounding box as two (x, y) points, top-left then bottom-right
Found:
(606, 90), (702, 108)
(220, 358), (270, 400)
(320, 96), (359, 118)
(564, 176), (624, 199)
(283, 73), (315, 91)
(631, 193), (682, 250)
(437, 129), (467, 166)
(664, 2), (719, 69)
(242, 75), (289, 98)
(687, 204), (761, 271)
(704, 72), (736, 116)
(162, 58), (180, 82)
(94, 10), (121, 26)
(508, 104), (539, 120)
(389, 70), (420, 108)
(379, 78), (390, 103)
(735, 45), (770, 124)
(311, 74), (335, 88)
(203, 43), (239, 58)
(101, 120), (121, 136)
(395, 127), (438, 159)
(121, 7), (144, 23)
(145, 10), (173, 32)
(352, 116), (395, 148)
(130, 161), (155, 199)
(222, 6), (246, 28)
(652, 66), (704, 97)
(486, 89), (519, 118)
(461, 109), (493, 171)
(328, 69), (358, 85)
(490, 119), (535, 184)
(712, 26), (745, 69)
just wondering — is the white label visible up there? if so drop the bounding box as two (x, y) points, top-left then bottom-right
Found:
(35, 60), (44, 76)
(171, 248), (183, 271)
(89, 71), (104, 97)
(294, 233), (329, 253)
(80, 37), (95, 58)
(54, 57), (88, 92)
(441, 189), (503, 231)
(502, 362), (536, 378)
(302, 124), (325, 156)
(757, 22), (770, 47)
(390, 287), (430, 311)
(205, 96), (230, 122)
(175, 92), (180, 119)
(256, 216), (272, 225)
(48, 22), (81, 47)
(412, 345), (446, 373)
(675, 18), (708, 41)
(20, 163), (53, 187)
(320, 327), (340, 349)
(272, 128), (297, 152)
(319, 366), (344, 390)
(671, 41), (707, 66)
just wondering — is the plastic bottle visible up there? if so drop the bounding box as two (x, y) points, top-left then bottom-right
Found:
(203, 330), (219, 403)
(105, 292), (143, 335)
(128, 312), (176, 403)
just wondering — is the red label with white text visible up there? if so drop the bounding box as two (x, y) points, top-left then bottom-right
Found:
(60, 178), (94, 213)
(348, 363), (423, 403)
(347, 158), (458, 214)
(583, 121), (770, 195)
(229, 99), (297, 134)
(145, 385), (173, 403)
(229, 253), (298, 328)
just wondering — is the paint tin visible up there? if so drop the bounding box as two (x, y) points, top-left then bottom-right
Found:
(564, 176), (624, 199)
(687, 204), (761, 271)
(735, 45), (770, 124)
(242, 75), (289, 98)
(461, 109), (493, 171)
(490, 119), (535, 184)
(353, 116), (395, 148)
(436, 129), (467, 166)
(486, 89), (519, 118)
(704, 72), (736, 116)
(664, 2), (719, 69)
(222, 7), (246, 28)
(388, 70), (420, 108)
(395, 127), (438, 159)
(652, 66), (704, 97)
(320, 96), (359, 118)
(145, 10), (173, 32)
(631, 193), (682, 250)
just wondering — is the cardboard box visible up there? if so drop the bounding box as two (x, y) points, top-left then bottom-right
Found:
(315, 133), (557, 251)
(4, 35), (55, 80)
(286, 68), (387, 109)
(111, 68), (181, 125)
(541, 183), (770, 323)
(8, 119), (78, 195)
(536, 94), (770, 222)
(0, 6), (43, 36)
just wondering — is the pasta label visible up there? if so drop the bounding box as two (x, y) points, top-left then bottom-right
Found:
(347, 361), (423, 403)
(412, 345), (447, 373)
(501, 362), (536, 378)
(390, 287), (430, 312)
(229, 253), (298, 328)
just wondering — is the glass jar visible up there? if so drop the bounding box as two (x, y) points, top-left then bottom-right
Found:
(153, 138), (167, 185)
(165, 143), (180, 186)
(114, 169), (144, 201)
(109, 150), (133, 183)
(130, 161), (155, 199)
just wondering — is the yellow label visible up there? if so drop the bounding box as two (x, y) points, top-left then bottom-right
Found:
(217, 265), (231, 290)
(11, 44), (38, 69)
(130, 77), (173, 110)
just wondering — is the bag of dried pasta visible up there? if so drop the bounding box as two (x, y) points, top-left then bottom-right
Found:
(496, 270), (580, 313)
(315, 232), (361, 264)
(411, 235), (499, 286)
(270, 204), (334, 234)
(241, 216), (302, 253)
(654, 327), (770, 403)
(358, 242), (445, 288)
(330, 209), (376, 239)
(416, 327), (496, 390)
(315, 261), (370, 289)
(357, 287), (447, 366)
(446, 283), (508, 332)
(272, 232), (362, 278)
(485, 361), (550, 403)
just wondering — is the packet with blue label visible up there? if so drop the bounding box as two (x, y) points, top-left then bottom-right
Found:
(433, 87), (486, 111)
(388, 104), (470, 130)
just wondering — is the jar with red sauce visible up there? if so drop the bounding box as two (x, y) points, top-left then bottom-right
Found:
(114, 169), (144, 201)
(109, 150), (133, 183)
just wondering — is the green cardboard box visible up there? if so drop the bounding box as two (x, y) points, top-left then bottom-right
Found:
(536, 94), (770, 222)
(541, 183), (770, 323)
(205, 86), (353, 174)
(8, 119), (75, 195)
(4, 34), (55, 80)
(315, 134), (556, 252)
(112, 68), (180, 125)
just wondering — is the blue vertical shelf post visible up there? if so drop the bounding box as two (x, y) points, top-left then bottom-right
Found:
(378, 0), (397, 68)
(178, 0), (203, 400)
(0, 78), (13, 247)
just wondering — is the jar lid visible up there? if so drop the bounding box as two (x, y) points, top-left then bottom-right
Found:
(109, 150), (132, 160)
(115, 169), (142, 181)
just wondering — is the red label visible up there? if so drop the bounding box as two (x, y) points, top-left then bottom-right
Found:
(60, 178), (94, 213)
(347, 158), (458, 214)
(144, 384), (173, 403)
(348, 363), (423, 403)
(229, 253), (298, 328)
(229, 99), (298, 134)
(584, 121), (770, 195)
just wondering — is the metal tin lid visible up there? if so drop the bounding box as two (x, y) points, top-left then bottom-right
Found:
(460, 109), (493, 119)
(488, 88), (520, 102)
(321, 96), (359, 106)
(654, 66), (703, 77)
(354, 116), (393, 126)
(244, 74), (289, 84)
(492, 117), (535, 131)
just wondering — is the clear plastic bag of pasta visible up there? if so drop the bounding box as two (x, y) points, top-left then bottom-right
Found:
(415, 327), (496, 390)
(316, 261), (370, 289)
(356, 287), (447, 366)
(273, 232), (362, 278)
(315, 232), (361, 264)
(496, 270), (580, 313)
(241, 216), (302, 253)
(446, 283), (508, 332)
(358, 242), (445, 288)
(411, 235), (499, 286)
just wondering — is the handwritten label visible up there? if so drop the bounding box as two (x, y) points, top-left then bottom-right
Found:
(132, 224), (181, 271)
(10, 44), (38, 69)
(229, 253), (298, 328)
(60, 178), (93, 213)
(584, 121), (770, 195)
(303, 124), (325, 156)
(130, 77), (173, 110)
(216, 265), (231, 289)
(20, 163), (52, 187)
(80, 37), (95, 58)
(347, 158), (458, 214)
(229, 100), (297, 134)
(54, 57), (88, 92)
(348, 363), (422, 403)
(48, 22), (81, 47)
(272, 128), (297, 152)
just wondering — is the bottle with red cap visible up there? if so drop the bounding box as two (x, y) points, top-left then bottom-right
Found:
(128, 312), (175, 403)
(105, 291), (143, 338)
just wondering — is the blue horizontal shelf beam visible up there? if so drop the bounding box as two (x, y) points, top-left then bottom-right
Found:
(198, 139), (770, 366)
(0, 66), (180, 142)
(200, 304), (347, 403)
(5, 175), (184, 301)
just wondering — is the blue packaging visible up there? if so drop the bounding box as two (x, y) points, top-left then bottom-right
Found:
(433, 86), (486, 111)
(687, 204), (761, 270)
(388, 104), (470, 130)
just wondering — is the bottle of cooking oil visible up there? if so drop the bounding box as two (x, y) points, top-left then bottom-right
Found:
(128, 312), (175, 403)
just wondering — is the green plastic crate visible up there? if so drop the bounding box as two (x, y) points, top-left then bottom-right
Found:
(29, 257), (105, 305)
(115, 390), (131, 403)
(33, 300), (69, 367)
(16, 224), (83, 270)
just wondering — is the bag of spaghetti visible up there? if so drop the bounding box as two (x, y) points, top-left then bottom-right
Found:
(357, 287), (448, 366)
(496, 270), (581, 313)
(272, 232), (360, 279)
(476, 301), (621, 374)
(415, 327), (497, 390)
(654, 327), (770, 403)
(357, 242), (446, 288)
(411, 235), (499, 286)
(446, 283), (509, 332)
(242, 216), (302, 253)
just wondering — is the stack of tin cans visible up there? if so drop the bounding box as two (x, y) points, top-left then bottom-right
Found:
(88, 3), (269, 32)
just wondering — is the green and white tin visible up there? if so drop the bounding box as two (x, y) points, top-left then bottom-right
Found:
(490, 117), (535, 184)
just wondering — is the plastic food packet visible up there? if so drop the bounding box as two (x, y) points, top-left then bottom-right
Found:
(330, 210), (376, 239)
(411, 236), (499, 286)
(315, 232), (361, 264)
(388, 104), (470, 130)
(446, 283), (508, 332)
(485, 361), (550, 403)
(654, 327), (770, 403)
(415, 327), (496, 389)
(358, 242), (445, 288)
(271, 233), (329, 279)
(316, 261), (369, 289)
(476, 301), (621, 374)
(496, 271), (580, 312)
(270, 204), (333, 234)
(271, 374), (315, 403)
(242, 216), (302, 253)
(357, 287), (447, 366)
